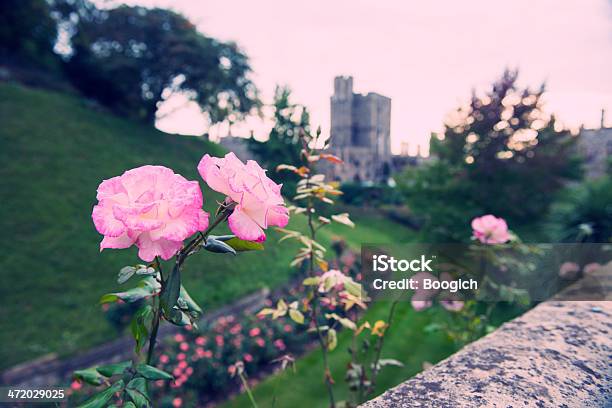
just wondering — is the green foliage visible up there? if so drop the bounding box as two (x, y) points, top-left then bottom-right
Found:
(248, 86), (310, 194)
(55, 0), (259, 123)
(550, 176), (612, 243)
(399, 69), (582, 241)
(0, 0), (59, 68)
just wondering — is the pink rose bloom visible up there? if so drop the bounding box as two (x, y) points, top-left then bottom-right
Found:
(92, 165), (209, 261)
(174, 334), (185, 342)
(172, 397), (182, 407)
(559, 262), (580, 280)
(179, 342), (189, 351)
(471, 215), (511, 244)
(255, 337), (265, 347)
(583, 262), (602, 276)
(411, 299), (432, 312)
(440, 300), (464, 312)
(159, 354), (169, 364)
(273, 339), (286, 351)
(197, 153), (289, 242)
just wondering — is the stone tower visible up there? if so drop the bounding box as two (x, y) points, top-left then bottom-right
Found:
(327, 76), (391, 183)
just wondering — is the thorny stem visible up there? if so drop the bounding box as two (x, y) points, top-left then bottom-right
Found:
(147, 257), (163, 365)
(367, 300), (399, 395)
(238, 371), (259, 408)
(304, 169), (336, 408)
(145, 208), (230, 365)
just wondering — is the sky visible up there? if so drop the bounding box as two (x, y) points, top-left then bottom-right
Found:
(111, 0), (611, 155)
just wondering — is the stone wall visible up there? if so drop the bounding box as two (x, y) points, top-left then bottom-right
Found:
(361, 267), (612, 407)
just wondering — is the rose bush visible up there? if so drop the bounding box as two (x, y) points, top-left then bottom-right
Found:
(74, 153), (289, 407)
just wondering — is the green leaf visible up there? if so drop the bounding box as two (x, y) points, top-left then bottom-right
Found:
(77, 380), (124, 408)
(167, 308), (192, 327)
(135, 364), (173, 380)
(204, 237), (237, 255)
(344, 280), (362, 298)
(179, 285), (203, 315)
(124, 403), (137, 408)
(126, 377), (150, 408)
(289, 309), (305, 324)
(302, 277), (320, 286)
(101, 277), (160, 304)
(131, 305), (153, 353)
(118, 266), (137, 284)
(208, 234), (235, 241)
(74, 367), (104, 386)
(331, 213), (355, 228)
(96, 360), (131, 377)
(225, 237), (264, 252)
(327, 328), (338, 351)
(161, 267), (181, 315)
(325, 313), (356, 330)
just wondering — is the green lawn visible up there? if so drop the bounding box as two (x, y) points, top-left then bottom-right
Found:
(0, 83), (417, 370)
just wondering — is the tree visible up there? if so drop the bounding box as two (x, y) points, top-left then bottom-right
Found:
(56, 2), (259, 124)
(0, 0), (58, 68)
(248, 86), (311, 193)
(400, 69), (582, 241)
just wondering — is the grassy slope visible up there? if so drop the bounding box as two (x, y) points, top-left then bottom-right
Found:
(0, 83), (417, 369)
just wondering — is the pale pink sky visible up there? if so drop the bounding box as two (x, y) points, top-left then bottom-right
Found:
(112, 0), (611, 154)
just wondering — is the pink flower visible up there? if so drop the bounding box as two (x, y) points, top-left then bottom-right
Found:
(440, 300), (464, 312)
(172, 397), (182, 407)
(177, 353), (186, 361)
(179, 342), (189, 351)
(284, 324), (292, 333)
(471, 215), (511, 244)
(273, 339), (286, 351)
(244, 353), (254, 362)
(198, 153), (289, 242)
(92, 166), (209, 261)
(195, 336), (206, 346)
(159, 354), (169, 364)
(70, 380), (82, 391)
(583, 262), (602, 276)
(215, 335), (224, 347)
(178, 361), (188, 369)
(318, 269), (348, 293)
(249, 327), (261, 337)
(559, 262), (580, 280)
(174, 334), (185, 342)
(411, 299), (432, 311)
(255, 337), (265, 347)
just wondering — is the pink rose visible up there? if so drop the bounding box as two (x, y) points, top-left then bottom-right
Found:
(197, 153), (289, 242)
(471, 215), (511, 244)
(559, 262), (580, 280)
(92, 165), (209, 261)
(411, 299), (432, 311)
(440, 300), (464, 312)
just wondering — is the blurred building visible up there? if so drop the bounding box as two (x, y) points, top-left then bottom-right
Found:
(325, 76), (392, 183)
(578, 110), (612, 178)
